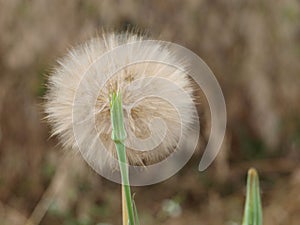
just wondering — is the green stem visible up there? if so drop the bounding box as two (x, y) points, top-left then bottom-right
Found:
(110, 92), (135, 225)
(116, 142), (135, 224)
(242, 168), (263, 225)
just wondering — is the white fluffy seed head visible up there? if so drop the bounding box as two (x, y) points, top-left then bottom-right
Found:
(45, 32), (196, 169)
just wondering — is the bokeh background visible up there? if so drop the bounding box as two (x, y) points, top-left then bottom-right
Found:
(1, 0), (300, 224)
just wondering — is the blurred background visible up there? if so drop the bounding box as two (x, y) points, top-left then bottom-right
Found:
(0, 0), (300, 224)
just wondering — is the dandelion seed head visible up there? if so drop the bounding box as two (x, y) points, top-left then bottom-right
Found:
(45, 32), (196, 170)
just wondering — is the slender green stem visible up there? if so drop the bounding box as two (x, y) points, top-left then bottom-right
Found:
(115, 142), (135, 224)
(110, 92), (135, 225)
(242, 168), (263, 225)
